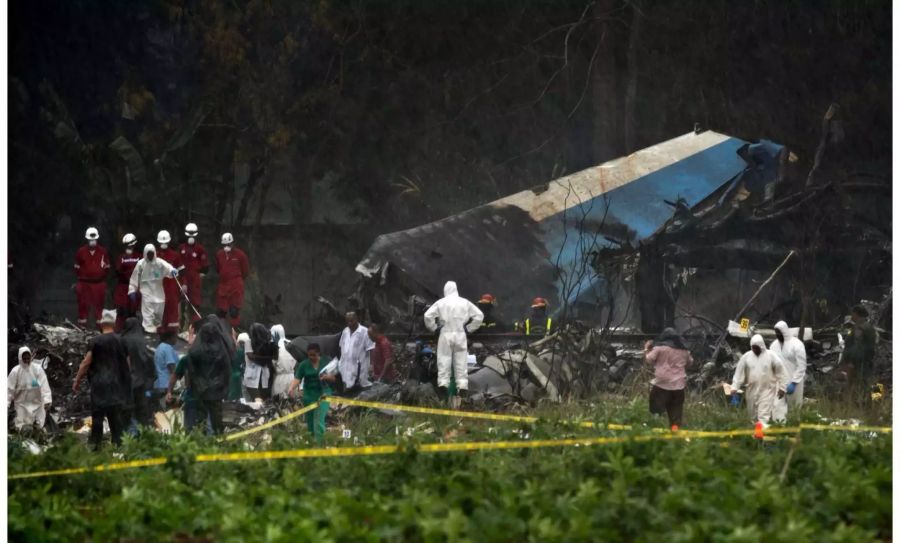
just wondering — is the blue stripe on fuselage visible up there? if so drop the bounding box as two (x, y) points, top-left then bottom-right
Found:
(540, 137), (755, 308)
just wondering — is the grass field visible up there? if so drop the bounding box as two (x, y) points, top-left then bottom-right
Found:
(7, 394), (892, 541)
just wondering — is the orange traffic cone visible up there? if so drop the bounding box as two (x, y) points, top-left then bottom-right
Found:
(753, 421), (764, 440)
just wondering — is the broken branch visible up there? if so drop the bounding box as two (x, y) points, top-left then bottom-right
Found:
(709, 250), (795, 362)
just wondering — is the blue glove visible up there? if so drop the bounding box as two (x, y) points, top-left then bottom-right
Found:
(786, 382), (797, 395)
(730, 393), (741, 407)
(128, 292), (138, 304)
(170, 269), (178, 278)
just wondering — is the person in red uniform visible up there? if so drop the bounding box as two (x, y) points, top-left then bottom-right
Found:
(215, 232), (249, 328)
(367, 323), (399, 383)
(155, 230), (185, 333)
(113, 233), (142, 331)
(179, 223), (208, 325)
(74, 227), (110, 328)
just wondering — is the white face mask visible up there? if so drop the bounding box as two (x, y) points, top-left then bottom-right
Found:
(223, 245), (232, 252)
(187, 237), (196, 245)
(160, 243), (168, 250)
(88, 240), (97, 248)
(125, 248), (134, 255)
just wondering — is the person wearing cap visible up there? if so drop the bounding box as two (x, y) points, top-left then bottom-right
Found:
(179, 223), (209, 324)
(128, 243), (178, 334)
(474, 294), (503, 332)
(515, 297), (553, 337)
(156, 230), (185, 333)
(113, 233), (141, 331)
(842, 305), (877, 391)
(74, 226), (111, 328)
(73, 310), (132, 449)
(214, 233), (249, 327)
(8, 346), (52, 433)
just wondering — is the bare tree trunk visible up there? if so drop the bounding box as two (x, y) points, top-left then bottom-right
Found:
(234, 159), (268, 229)
(591, 0), (621, 163)
(624, 0), (643, 154)
(805, 103), (840, 188)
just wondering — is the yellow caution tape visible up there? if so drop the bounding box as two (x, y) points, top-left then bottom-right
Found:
(796, 423), (891, 434)
(324, 396), (632, 430)
(222, 402), (322, 441)
(8, 457), (168, 480)
(9, 422), (890, 480)
(196, 432), (741, 464)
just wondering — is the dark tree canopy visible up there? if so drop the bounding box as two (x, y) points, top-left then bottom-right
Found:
(9, 0), (891, 325)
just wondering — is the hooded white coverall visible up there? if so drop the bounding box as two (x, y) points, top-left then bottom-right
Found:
(128, 244), (176, 333)
(7, 347), (52, 431)
(423, 281), (484, 390)
(770, 320), (807, 420)
(270, 324), (297, 397)
(731, 334), (788, 425)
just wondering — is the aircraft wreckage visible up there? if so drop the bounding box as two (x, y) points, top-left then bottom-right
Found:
(351, 127), (889, 337)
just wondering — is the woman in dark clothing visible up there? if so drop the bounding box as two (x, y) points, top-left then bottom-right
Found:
(169, 321), (233, 434)
(246, 322), (278, 396)
(120, 317), (156, 428)
(206, 314), (236, 359)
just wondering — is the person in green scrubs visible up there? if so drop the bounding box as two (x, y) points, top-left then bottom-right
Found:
(228, 334), (246, 400)
(287, 343), (335, 442)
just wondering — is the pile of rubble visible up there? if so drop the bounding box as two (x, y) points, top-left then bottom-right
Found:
(8, 322), (98, 432)
(379, 318), (892, 408)
(10, 312), (890, 441)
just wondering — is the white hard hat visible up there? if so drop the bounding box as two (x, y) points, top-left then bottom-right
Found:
(221, 232), (234, 245)
(184, 223), (199, 237)
(85, 227), (99, 240)
(157, 230), (172, 244)
(122, 233), (137, 246)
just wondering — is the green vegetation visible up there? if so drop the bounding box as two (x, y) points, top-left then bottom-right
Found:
(8, 396), (892, 541)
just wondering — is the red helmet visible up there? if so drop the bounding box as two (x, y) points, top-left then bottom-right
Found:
(478, 294), (496, 305)
(531, 297), (548, 308)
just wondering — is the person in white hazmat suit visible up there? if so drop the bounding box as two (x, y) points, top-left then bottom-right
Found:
(770, 320), (807, 421)
(7, 346), (52, 432)
(128, 244), (177, 333)
(423, 281), (484, 396)
(269, 324), (297, 398)
(730, 334), (788, 426)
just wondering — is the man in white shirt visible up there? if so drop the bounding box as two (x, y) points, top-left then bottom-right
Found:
(337, 312), (374, 393)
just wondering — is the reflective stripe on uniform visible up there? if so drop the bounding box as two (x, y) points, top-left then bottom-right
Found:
(525, 318), (552, 336)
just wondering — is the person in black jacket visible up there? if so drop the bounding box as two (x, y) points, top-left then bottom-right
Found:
(120, 317), (155, 430)
(167, 320), (232, 434)
(73, 310), (132, 450)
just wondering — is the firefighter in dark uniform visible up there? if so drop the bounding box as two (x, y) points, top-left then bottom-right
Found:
(515, 297), (553, 337)
(475, 294), (501, 333)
